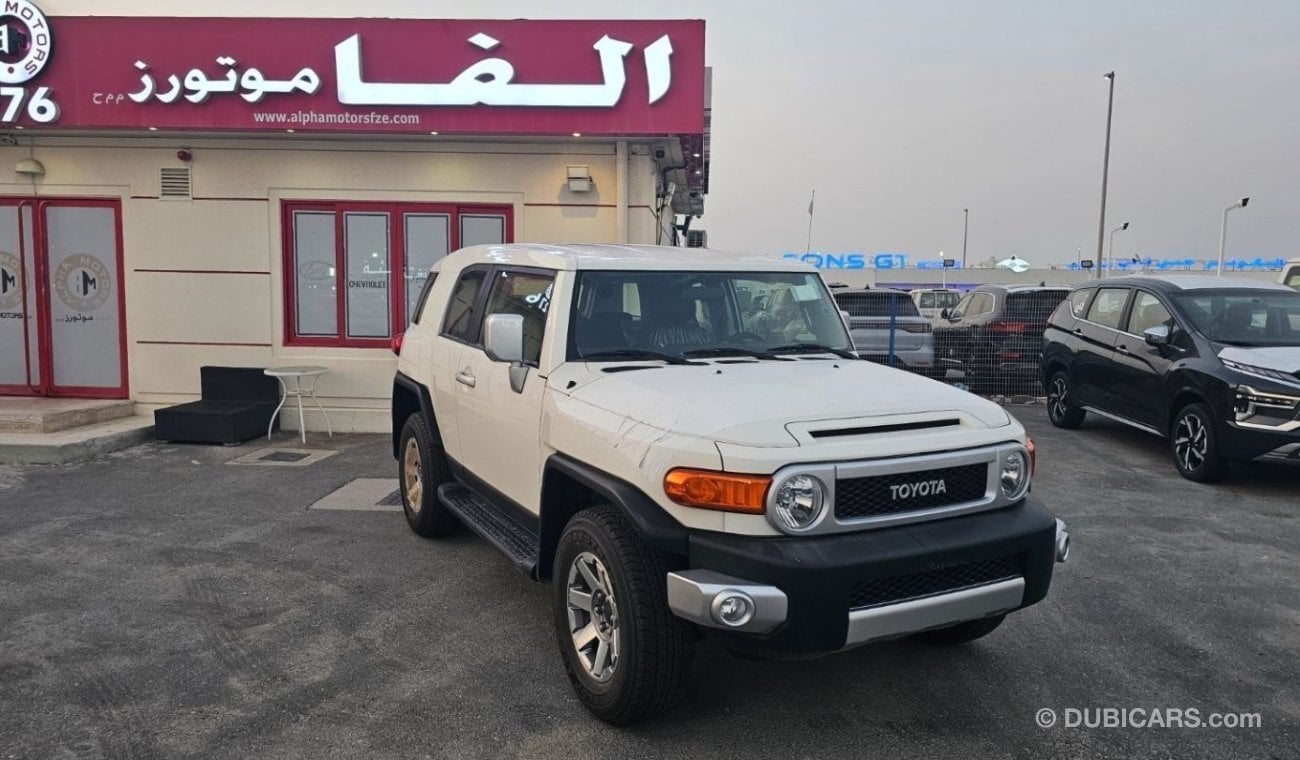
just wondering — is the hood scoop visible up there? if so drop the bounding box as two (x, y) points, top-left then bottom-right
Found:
(808, 418), (961, 439)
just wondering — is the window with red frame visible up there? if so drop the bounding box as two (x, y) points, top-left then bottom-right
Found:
(283, 201), (512, 347)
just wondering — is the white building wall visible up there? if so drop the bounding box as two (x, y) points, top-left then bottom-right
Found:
(0, 136), (662, 431)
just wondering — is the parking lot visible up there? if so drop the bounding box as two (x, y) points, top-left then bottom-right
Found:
(0, 406), (1296, 759)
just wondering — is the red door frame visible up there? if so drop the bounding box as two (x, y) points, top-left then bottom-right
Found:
(0, 197), (129, 399)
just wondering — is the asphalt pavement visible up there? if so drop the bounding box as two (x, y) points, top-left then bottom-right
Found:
(0, 409), (1296, 759)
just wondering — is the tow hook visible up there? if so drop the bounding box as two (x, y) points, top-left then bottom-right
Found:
(1055, 518), (1070, 563)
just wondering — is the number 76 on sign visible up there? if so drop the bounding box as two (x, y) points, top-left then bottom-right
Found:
(0, 86), (59, 124)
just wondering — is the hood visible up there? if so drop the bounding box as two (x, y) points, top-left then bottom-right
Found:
(558, 360), (1010, 447)
(1217, 345), (1300, 375)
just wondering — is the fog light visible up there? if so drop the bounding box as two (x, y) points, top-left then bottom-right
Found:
(711, 591), (756, 628)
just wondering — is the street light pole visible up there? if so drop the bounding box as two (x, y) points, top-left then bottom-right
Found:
(1108, 222), (1129, 276)
(1096, 72), (1116, 277)
(961, 208), (969, 267)
(940, 251), (947, 288)
(1216, 197), (1250, 277)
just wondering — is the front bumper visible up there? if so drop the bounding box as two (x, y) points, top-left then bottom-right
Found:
(666, 497), (1062, 654)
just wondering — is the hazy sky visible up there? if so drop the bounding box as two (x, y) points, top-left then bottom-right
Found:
(58, 1), (1300, 265)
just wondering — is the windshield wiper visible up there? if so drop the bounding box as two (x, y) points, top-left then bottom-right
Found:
(682, 347), (794, 361)
(767, 343), (860, 360)
(582, 349), (703, 366)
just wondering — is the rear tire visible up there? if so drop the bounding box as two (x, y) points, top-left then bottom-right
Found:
(553, 505), (694, 725)
(398, 414), (459, 537)
(914, 614), (1005, 645)
(1046, 371), (1086, 429)
(1171, 403), (1228, 483)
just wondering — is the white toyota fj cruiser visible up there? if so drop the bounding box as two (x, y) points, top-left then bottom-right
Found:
(391, 243), (1069, 724)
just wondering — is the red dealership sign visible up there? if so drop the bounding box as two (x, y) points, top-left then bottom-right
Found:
(0, 11), (705, 135)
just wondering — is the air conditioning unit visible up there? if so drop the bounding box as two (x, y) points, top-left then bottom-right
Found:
(685, 229), (707, 248)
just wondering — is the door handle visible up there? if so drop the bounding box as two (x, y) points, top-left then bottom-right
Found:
(1072, 328), (1084, 336)
(455, 370), (476, 388)
(1116, 345), (1131, 355)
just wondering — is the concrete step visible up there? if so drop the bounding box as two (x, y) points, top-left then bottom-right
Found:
(0, 398), (136, 434)
(0, 415), (155, 465)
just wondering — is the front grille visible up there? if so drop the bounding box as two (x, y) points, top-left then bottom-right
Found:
(835, 463), (988, 520)
(848, 553), (1025, 609)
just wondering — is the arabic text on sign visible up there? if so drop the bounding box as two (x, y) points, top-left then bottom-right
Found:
(335, 32), (674, 107)
(129, 58), (322, 105)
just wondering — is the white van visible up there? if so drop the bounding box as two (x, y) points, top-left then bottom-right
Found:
(1282, 259), (1300, 290)
(910, 288), (962, 321)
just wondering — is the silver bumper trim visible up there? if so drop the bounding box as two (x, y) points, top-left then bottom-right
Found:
(666, 570), (788, 634)
(1055, 518), (1070, 563)
(844, 577), (1026, 648)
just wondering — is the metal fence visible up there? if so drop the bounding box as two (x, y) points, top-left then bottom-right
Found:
(836, 287), (1070, 398)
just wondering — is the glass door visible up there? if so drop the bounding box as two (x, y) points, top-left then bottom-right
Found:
(0, 198), (126, 398)
(0, 202), (40, 395)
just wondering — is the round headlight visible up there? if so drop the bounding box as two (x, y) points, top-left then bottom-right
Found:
(772, 474), (827, 531)
(1000, 450), (1031, 501)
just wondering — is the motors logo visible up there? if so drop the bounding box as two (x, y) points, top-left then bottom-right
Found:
(889, 479), (948, 501)
(0, 250), (21, 310)
(0, 0), (53, 85)
(54, 254), (110, 312)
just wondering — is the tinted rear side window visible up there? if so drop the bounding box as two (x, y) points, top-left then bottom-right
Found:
(835, 292), (921, 317)
(1005, 291), (1069, 321)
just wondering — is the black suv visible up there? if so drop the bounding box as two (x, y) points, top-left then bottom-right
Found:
(1040, 275), (1300, 481)
(933, 285), (1069, 393)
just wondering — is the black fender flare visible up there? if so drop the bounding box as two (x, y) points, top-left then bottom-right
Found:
(539, 454), (690, 580)
(392, 372), (438, 458)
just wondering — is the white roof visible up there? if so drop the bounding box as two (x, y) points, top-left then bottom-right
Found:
(434, 243), (816, 273)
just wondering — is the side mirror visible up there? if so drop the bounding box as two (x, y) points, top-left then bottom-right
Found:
(940, 308), (952, 319)
(484, 313), (530, 393)
(484, 314), (525, 363)
(839, 309), (852, 324)
(1144, 324), (1171, 348)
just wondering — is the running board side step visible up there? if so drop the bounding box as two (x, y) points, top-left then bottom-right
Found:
(436, 482), (540, 579)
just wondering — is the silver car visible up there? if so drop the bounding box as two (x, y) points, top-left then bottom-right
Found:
(833, 288), (938, 376)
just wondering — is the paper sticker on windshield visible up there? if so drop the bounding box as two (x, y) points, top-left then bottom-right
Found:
(792, 284), (820, 302)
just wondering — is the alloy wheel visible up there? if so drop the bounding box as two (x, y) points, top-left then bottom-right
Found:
(566, 551), (620, 683)
(403, 437), (423, 512)
(1174, 413), (1208, 472)
(1048, 376), (1070, 421)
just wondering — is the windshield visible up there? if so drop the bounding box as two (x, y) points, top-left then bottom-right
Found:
(834, 291), (921, 318)
(1173, 290), (1300, 347)
(1285, 266), (1300, 291)
(570, 270), (853, 359)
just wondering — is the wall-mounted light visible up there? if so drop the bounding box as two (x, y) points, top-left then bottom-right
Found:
(14, 158), (45, 177)
(566, 164), (593, 193)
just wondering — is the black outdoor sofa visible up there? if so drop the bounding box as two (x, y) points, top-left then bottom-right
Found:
(154, 366), (280, 444)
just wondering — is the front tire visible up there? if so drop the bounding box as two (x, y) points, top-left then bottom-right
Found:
(397, 414), (459, 537)
(1046, 371), (1086, 429)
(1171, 403), (1228, 482)
(914, 614), (1005, 645)
(552, 505), (694, 725)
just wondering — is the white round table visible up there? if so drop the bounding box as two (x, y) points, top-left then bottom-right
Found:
(265, 366), (332, 444)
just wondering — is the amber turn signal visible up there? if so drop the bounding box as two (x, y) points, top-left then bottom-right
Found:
(663, 469), (771, 514)
(1026, 438), (1037, 476)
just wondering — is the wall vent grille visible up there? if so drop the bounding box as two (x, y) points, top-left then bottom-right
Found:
(160, 167), (192, 200)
